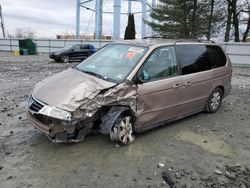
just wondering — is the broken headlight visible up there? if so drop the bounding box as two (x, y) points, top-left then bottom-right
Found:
(39, 106), (71, 121)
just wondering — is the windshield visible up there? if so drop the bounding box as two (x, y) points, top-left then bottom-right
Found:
(76, 44), (147, 83)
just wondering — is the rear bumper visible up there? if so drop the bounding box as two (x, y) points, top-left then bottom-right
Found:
(26, 111), (88, 143)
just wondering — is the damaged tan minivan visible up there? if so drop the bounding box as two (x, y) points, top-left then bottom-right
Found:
(27, 40), (232, 144)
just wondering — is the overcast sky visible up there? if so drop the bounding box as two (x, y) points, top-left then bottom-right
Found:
(0, 0), (149, 39)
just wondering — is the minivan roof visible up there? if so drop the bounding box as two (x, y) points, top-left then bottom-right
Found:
(112, 39), (217, 48)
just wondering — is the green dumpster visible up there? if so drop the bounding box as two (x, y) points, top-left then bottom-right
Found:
(19, 38), (37, 55)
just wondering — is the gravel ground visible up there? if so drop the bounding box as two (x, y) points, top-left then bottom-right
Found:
(0, 53), (250, 188)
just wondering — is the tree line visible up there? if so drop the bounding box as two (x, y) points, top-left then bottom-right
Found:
(147, 0), (250, 42)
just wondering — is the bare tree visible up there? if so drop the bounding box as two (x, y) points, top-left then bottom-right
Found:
(207, 0), (215, 40)
(190, 0), (198, 38)
(232, 0), (240, 42)
(242, 0), (250, 41)
(225, 0), (233, 41)
(224, 0), (250, 42)
(13, 27), (36, 39)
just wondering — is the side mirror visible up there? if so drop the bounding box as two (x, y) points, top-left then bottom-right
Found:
(135, 72), (145, 84)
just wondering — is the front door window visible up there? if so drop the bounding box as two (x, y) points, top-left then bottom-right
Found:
(141, 46), (178, 81)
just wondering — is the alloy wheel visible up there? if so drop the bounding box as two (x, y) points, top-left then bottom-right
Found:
(110, 116), (134, 145)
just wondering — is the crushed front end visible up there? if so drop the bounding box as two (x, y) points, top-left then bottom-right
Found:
(27, 96), (94, 143)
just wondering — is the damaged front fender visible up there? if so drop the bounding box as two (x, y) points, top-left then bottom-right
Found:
(72, 82), (143, 122)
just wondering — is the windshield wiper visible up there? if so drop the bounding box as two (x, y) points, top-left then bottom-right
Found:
(82, 70), (108, 80)
(75, 67), (117, 83)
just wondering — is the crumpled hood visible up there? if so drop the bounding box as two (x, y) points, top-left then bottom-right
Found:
(32, 68), (116, 112)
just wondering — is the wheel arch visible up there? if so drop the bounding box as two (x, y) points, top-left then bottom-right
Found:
(217, 85), (225, 97)
(99, 105), (136, 135)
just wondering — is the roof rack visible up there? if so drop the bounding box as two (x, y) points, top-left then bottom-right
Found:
(197, 39), (216, 43)
(142, 36), (164, 39)
(175, 39), (216, 43)
(143, 37), (216, 43)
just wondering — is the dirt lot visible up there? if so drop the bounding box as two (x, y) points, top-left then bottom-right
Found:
(0, 52), (250, 188)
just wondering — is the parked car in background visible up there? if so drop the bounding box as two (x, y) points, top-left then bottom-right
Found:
(49, 44), (96, 63)
(27, 40), (232, 144)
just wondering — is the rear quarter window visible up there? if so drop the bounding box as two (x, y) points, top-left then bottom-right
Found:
(206, 45), (227, 68)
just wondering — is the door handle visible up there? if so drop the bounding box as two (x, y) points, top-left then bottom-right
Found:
(184, 81), (192, 86)
(173, 83), (182, 88)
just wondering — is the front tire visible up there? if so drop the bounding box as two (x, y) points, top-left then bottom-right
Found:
(205, 88), (223, 113)
(110, 115), (135, 145)
(61, 55), (70, 63)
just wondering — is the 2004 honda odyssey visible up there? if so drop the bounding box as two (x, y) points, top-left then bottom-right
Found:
(27, 40), (232, 144)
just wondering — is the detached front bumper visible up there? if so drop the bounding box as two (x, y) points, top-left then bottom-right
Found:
(49, 54), (61, 62)
(27, 111), (91, 143)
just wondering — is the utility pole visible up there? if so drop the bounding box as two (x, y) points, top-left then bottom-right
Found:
(95, 0), (103, 39)
(113, 0), (121, 39)
(75, 0), (80, 39)
(0, 5), (6, 38)
(76, 0), (154, 40)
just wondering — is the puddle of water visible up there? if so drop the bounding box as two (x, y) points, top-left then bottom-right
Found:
(175, 130), (236, 157)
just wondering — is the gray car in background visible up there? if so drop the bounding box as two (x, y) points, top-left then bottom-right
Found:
(27, 40), (232, 144)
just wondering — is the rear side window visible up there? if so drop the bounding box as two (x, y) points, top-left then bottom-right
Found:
(206, 45), (227, 68)
(176, 45), (210, 75)
(176, 44), (227, 75)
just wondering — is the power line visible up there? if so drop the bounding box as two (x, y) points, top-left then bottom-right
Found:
(83, 10), (94, 36)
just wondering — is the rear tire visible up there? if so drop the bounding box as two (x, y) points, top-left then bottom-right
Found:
(110, 114), (135, 145)
(205, 88), (223, 113)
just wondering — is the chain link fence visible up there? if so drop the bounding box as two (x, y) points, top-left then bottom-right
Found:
(0, 38), (249, 66)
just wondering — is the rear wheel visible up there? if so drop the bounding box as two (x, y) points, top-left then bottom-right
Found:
(110, 115), (135, 145)
(205, 88), (223, 113)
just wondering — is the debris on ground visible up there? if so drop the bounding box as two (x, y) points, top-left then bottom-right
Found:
(214, 169), (223, 175)
(158, 163), (165, 168)
(6, 176), (13, 180)
(162, 170), (176, 188)
(161, 164), (250, 188)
